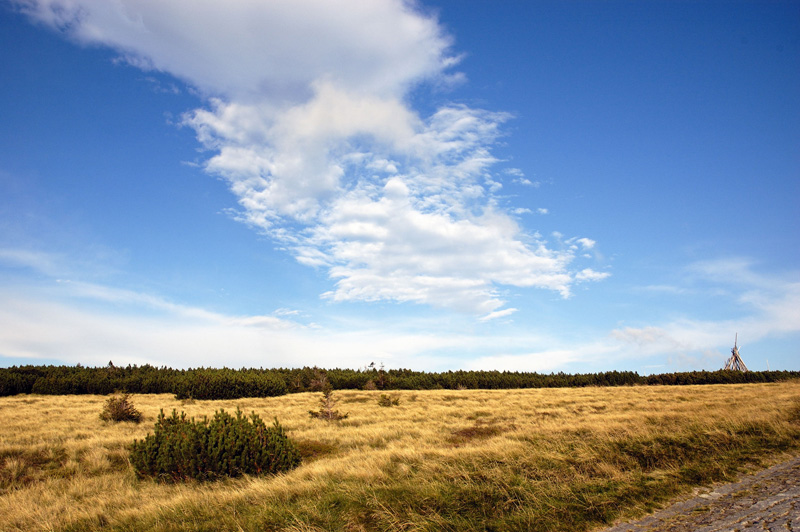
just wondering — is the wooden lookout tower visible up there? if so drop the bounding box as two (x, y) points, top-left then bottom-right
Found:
(723, 334), (748, 372)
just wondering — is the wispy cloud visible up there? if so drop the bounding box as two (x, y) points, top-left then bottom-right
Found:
(0, 285), (321, 368)
(461, 258), (800, 372)
(0, 248), (63, 277)
(466, 344), (617, 373)
(0, 273), (542, 371)
(479, 308), (518, 322)
(611, 258), (800, 357)
(14, 0), (607, 316)
(1, 250), (794, 372)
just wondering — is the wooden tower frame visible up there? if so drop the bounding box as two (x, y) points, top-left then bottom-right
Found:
(723, 333), (748, 372)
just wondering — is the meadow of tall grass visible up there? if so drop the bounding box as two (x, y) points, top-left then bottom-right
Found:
(1, 381), (798, 531)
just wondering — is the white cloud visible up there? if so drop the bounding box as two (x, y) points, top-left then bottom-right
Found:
(0, 278), (541, 371)
(479, 308), (518, 322)
(185, 84), (422, 224)
(686, 257), (774, 290)
(13, 0), (452, 101)
(1, 251), (795, 372)
(513, 177), (541, 188)
(0, 284), (300, 368)
(273, 308), (301, 317)
(575, 268), (610, 282)
(466, 345), (612, 373)
(638, 284), (689, 295)
(186, 90), (600, 314)
(14, 0), (608, 316)
(466, 259), (800, 373)
(0, 248), (62, 276)
(311, 183), (586, 312)
(611, 259), (800, 358)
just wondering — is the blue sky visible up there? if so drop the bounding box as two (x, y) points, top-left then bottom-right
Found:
(1, 0), (798, 373)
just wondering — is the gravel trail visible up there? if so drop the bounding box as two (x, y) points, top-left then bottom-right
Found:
(601, 456), (800, 532)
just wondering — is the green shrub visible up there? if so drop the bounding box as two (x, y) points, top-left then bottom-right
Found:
(129, 409), (300, 482)
(377, 393), (400, 407)
(99, 393), (142, 423)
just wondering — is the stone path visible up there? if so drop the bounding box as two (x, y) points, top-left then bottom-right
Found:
(601, 456), (800, 532)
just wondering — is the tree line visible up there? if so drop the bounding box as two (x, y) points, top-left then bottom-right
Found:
(0, 363), (797, 399)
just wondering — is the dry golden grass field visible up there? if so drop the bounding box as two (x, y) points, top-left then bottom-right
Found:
(1, 381), (799, 531)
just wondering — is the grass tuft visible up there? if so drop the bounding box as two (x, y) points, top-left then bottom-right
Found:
(294, 439), (338, 462)
(376, 394), (400, 407)
(787, 398), (800, 424)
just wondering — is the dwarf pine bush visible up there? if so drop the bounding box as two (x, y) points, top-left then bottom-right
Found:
(129, 408), (301, 482)
(100, 393), (142, 423)
(377, 394), (400, 407)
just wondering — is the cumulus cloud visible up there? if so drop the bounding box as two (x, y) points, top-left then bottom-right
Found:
(12, 0), (452, 101)
(14, 0), (607, 315)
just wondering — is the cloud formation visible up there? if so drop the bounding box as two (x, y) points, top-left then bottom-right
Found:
(14, 0), (607, 315)
(0, 272), (538, 371)
(13, 0), (452, 101)
(461, 258), (800, 372)
(0, 251), (794, 372)
(610, 258), (800, 358)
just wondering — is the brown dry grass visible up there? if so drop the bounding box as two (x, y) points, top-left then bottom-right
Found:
(1, 381), (799, 531)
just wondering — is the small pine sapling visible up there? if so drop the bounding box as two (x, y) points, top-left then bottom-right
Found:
(309, 383), (349, 421)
